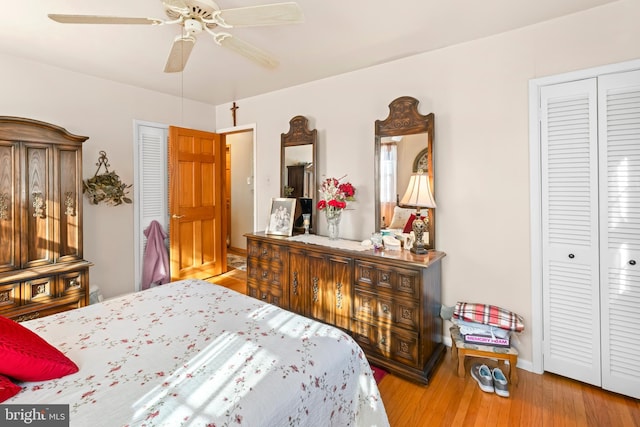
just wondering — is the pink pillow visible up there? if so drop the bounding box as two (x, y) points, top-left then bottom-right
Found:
(403, 214), (424, 233)
(0, 316), (79, 381)
(0, 375), (21, 402)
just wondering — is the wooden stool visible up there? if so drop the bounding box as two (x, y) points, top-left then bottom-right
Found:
(450, 325), (519, 385)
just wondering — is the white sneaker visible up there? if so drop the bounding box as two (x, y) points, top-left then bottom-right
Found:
(470, 364), (494, 393)
(492, 367), (510, 397)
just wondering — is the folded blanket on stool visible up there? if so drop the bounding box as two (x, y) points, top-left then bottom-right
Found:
(453, 302), (524, 333)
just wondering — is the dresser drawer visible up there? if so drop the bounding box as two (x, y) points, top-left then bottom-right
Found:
(0, 281), (20, 310)
(248, 240), (287, 266)
(24, 276), (56, 304)
(59, 269), (87, 296)
(354, 288), (419, 331)
(248, 260), (285, 288)
(355, 261), (420, 299)
(352, 320), (420, 368)
(247, 281), (283, 307)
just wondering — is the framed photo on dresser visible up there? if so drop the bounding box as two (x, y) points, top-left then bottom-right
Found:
(266, 197), (296, 236)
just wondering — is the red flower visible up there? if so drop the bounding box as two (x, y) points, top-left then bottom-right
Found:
(328, 199), (346, 209)
(317, 175), (356, 212)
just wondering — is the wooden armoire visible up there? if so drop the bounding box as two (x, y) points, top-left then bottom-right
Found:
(0, 117), (91, 321)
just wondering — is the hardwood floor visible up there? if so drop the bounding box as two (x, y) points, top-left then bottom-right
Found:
(207, 268), (640, 427)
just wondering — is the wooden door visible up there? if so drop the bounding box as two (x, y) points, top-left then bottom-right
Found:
(307, 250), (352, 329)
(307, 251), (328, 324)
(330, 255), (352, 330)
(288, 247), (307, 314)
(225, 145), (231, 247)
(168, 126), (225, 281)
(23, 142), (55, 268)
(0, 141), (19, 273)
(56, 145), (83, 263)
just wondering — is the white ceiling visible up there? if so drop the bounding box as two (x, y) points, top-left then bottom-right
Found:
(0, 0), (618, 106)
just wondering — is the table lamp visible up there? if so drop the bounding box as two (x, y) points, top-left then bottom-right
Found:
(399, 171), (436, 254)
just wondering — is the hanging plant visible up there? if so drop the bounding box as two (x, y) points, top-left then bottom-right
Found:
(83, 151), (132, 206)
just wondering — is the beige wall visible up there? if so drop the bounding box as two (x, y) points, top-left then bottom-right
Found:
(1, 0), (638, 369)
(0, 54), (216, 299)
(215, 0), (640, 369)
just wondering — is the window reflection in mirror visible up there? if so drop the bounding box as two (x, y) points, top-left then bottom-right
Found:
(379, 133), (428, 228)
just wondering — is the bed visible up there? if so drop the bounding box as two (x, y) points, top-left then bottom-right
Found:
(4, 279), (389, 427)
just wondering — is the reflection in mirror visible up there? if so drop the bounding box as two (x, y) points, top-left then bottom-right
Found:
(375, 96), (435, 249)
(281, 116), (317, 233)
(379, 133), (428, 229)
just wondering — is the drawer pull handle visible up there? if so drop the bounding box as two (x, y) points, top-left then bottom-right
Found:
(382, 304), (390, 314)
(16, 312), (40, 322)
(261, 293), (267, 300)
(262, 248), (268, 256)
(382, 273), (390, 282)
(312, 278), (319, 303)
(380, 336), (387, 345)
(0, 193), (10, 220)
(64, 192), (75, 216)
(630, 260), (637, 266)
(292, 271), (299, 296)
(568, 253), (575, 259)
(336, 283), (343, 309)
(32, 192), (46, 218)
(261, 271), (268, 279)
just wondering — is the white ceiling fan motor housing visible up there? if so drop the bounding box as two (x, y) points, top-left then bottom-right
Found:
(184, 18), (203, 34)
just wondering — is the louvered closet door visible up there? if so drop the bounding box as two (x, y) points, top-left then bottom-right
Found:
(541, 79), (601, 386)
(598, 69), (640, 399)
(137, 125), (168, 289)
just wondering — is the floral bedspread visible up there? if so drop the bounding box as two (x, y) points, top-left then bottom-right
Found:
(9, 279), (389, 427)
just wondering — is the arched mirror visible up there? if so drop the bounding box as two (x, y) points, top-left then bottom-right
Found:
(281, 115), (317, 234)
(374, 96), (435, 250)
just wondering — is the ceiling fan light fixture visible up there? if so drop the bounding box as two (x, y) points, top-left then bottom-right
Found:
(183, 18), (203, 34)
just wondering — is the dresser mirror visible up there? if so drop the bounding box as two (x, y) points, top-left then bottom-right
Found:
(281, 115), (317, 233)
(374, 96), (435, 249)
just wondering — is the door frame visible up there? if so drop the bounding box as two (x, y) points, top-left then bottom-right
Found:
(217, 123), (258, 234)
(528, 58), (640, 374)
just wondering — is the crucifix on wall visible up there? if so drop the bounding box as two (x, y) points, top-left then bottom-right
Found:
(230, 102), (239, 126)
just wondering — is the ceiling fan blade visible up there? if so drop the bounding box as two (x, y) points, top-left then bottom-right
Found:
(162, 0), (190, 16)
(48, 14), (163, 25)
(164, 36), (196, 73)
(215, 33), (278, 68)
(213, 2), (303, 28)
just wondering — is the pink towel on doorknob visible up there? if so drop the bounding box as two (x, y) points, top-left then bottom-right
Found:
(142, 220), (170, 290)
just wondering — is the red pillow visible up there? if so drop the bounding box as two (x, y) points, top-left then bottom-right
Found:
(403, 214), (424, 233)
(0, 316), (79, 382)
(0, 375), (21, 402)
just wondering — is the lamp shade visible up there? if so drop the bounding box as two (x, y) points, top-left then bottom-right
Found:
(400, 173), (436, 208)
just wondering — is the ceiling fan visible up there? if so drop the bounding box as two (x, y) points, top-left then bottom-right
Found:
(48, 0), (304, 72)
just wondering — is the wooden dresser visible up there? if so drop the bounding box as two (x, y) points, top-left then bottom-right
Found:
(0, 117), (91, 322)
(246, 232), (446, 384)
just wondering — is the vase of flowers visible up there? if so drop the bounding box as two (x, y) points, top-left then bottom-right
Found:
(316, 176), (356, 240)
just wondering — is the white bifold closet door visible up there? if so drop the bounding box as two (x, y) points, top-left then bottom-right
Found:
(541, 79), (601, 387)
(598, 70), (640, 398)
(541, 70), (640, 399)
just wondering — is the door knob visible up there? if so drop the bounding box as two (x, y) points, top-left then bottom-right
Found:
(172, 214), (184, 219)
